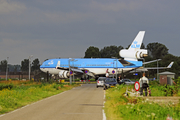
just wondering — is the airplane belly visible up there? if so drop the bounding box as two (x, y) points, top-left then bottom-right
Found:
(85, 68), (134, 75)
(40, 68), (60, 74)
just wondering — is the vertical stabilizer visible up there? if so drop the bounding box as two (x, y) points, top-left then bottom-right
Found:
(119, 31), (147, 61)
(128, 31), (145, 50)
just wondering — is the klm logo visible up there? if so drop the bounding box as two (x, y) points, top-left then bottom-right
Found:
(131, 41), (140, 48)
(48, 60), (54, 65)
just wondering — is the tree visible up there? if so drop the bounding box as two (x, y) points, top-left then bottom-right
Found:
(8, 64), (21, 72)
(100, 45), (123, 58)
(31, 58), (40, 71)
(147, 42), (169, 59)
(13, 65), (21, 72)
(0, 60), (7, 72)
(84, 46), (101, 58)
(21, 59), (29, 72)
(141, 43), (145, 49)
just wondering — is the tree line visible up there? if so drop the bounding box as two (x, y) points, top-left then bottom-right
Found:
(0, 59), (40, 74)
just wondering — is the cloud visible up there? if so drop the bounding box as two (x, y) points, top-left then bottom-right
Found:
(0, 0), (26, 14)
(90, 0), (157, 12)
(0, 0), (180, 65)
(44, 11), (90, 24)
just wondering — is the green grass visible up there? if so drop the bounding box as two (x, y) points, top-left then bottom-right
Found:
(0, 82), (80, 114)
(104, 84), (180, 120)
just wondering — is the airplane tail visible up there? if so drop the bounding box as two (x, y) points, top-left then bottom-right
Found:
(119, 31), (147, 61)
(128, 31), (145, 50)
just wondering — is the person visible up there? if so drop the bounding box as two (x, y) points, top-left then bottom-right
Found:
(139, 73), (149, 96)
(106, 69), (109, 77)
(117, 75), (122, 83)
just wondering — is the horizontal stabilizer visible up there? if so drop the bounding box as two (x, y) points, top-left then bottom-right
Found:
(143, 59), (161, 65)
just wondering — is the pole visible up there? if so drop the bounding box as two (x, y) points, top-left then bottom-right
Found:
(29, 55), (33, 81)
(47, 71), (49, 82)
(29, 57), (30, 80)
(113, 62), (114, 78)
(6, 57), (9, 80)
(122, 69), (124, 79)
(143, 58), (145, 73)
(69, 58), (72, 85)
(116, 59), (117, 80)
(157, 59), (159, 80)
(73, 61), (74, 83)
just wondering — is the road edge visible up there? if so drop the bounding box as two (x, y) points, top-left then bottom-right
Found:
(103, 90), (106, 120)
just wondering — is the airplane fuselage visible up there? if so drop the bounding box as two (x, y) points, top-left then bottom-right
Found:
(40, 58), (142, 76)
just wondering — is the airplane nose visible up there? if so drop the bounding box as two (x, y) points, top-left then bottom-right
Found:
(40, 66), (46, 72)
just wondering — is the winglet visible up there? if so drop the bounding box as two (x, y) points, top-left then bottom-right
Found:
(128, 31), (145, 50)
(167, 62), (174, 68)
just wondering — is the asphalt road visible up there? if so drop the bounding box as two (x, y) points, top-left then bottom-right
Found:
(0, 84), (104, 120)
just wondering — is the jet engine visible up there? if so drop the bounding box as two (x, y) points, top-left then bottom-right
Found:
(59, 71), (69, 78)
(119, 49), (147, 60)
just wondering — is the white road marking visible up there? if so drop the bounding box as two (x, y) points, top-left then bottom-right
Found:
(103, 90), (106, 120)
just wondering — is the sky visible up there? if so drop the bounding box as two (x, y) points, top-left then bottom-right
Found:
(0, 0), (180, 65)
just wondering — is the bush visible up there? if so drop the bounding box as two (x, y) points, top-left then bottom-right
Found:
(0, 84), (14, 90)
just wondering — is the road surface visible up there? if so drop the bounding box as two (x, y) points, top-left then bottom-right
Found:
(0, 84), (104, 120)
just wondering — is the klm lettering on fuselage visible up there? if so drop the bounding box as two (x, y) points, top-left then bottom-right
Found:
(48, 60), (54, 65)
(131, 41), (140, 48)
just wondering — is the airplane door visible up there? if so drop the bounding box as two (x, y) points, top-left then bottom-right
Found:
(57, 61), (60, 67)
(82, 62), (85, 68)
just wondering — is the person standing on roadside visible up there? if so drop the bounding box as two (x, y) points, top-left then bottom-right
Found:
(139, 73), (149, 96)
(106, 69), (109, 77)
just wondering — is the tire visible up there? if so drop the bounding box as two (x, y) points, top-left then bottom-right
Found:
(97, 85), (98, 88)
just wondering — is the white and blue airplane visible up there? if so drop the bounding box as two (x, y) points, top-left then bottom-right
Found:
(40, 31), (173, 79)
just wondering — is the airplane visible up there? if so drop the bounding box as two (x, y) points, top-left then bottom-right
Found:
(40, 31), (173, 79)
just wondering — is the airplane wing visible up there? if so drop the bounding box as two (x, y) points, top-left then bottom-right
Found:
(129, 62), (174, 73)
(56, 67), (84, 74)
(56, 66), (96, 78)
(144, 62), (174, 69)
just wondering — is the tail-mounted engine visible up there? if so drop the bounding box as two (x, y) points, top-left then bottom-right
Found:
(119, 49), (147, 60)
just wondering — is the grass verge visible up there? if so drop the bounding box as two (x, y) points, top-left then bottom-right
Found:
(104, 84), (180, 120)
(0, 81), (80, 114)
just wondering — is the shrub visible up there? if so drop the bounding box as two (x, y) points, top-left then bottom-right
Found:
(0, 84), (14, 90)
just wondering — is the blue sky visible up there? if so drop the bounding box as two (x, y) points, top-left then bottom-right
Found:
(0, 0), (180, 64)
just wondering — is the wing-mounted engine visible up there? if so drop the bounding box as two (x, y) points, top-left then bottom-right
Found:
(119, 49), (147, 61)
(59, 71), (69, 78)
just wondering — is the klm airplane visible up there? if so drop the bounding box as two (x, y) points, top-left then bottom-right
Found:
(40, 31), (173, 79)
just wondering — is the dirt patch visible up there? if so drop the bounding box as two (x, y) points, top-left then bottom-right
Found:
(63, 85), (70, 87)
(143, 97), (180, 104)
